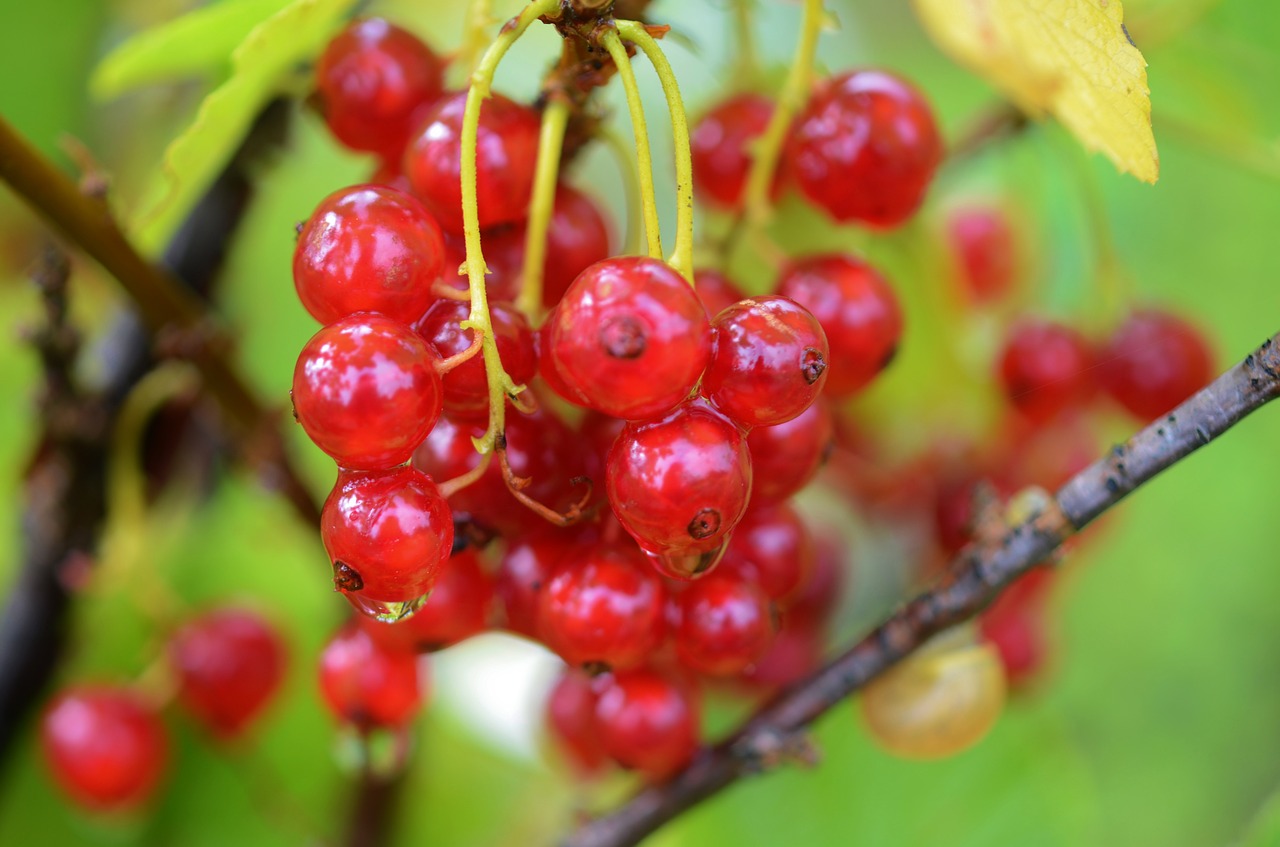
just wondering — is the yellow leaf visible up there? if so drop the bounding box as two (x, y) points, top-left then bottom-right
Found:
(913, 0), (1159, 183)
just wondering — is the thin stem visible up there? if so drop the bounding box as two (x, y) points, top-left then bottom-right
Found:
(459, 0), (563, 455)
(455, 0), (494, 81)
(517, 96), (571, 320)
(599, 29), (664, 260)
(617, 21), (695, 282)
(600, 127), (644, 256)
(731, 0), (761, 88)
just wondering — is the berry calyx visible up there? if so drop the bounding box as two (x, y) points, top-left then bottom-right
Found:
(318, 625), (424, 730)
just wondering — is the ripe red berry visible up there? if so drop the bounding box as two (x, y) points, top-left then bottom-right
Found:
(546, 257), (712, 420)
(693, 268), (747, 317)
(360, 548), (492, 651)
(545, 669), (608, 775)
(292, 313), (443, 470)
(719, 501), (815, 604)
(785, 531), (847, 626)
(787, 69), (942, 228)
(674, 575), (776, 676)
(404, 91), (540, 233)
(690, 92), (775, 210)
(978, 568), (1056, 685)
(947, 204), (1019, 304)
(315, 19), (446, 160)
(318, 625), (424, 729)
(776, 254), (902, 397)
(1098, 309), (1215, 420)
(167, 607), (287, 739)
(607, 403), (753, 578)
(439, 227), (522, 302)
(594, 669), (699, 780)
(998, 319), (1096, 424)
(293, 185), (445, 325)
(739, 620), (824, 692)
(746, 399), (835, 504)
(495, 530), (576, 638)
(321, 466), (454, 620)
(701, 296), (829, 427)
(41, 686), (167, 813)
(539, 542), (667, 671)
(413, 299), (536, 419)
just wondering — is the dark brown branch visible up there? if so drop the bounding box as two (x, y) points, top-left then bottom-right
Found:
(0, 114), (320, 526)
(564, 332), (1280, 847)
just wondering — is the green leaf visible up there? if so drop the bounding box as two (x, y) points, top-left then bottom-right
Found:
(129, 0), (357, 256)
(91, 0), (292, 99)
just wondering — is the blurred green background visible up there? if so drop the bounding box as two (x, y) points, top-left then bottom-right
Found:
(2, 0), (1280, 845)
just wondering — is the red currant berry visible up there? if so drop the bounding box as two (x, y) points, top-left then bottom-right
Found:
(546, 257), (711, 420)
(545, 668), (608, 775)
(293, 185), (445, 325)
(322, 466), (454, 620)
(998, 319), (1096, 424)
(292, 313), (443, 470)
(747, 399), (834, 504)
(739, 620), (824, 692)
(315, 19), (446, 160)
(40, 686), (167, 813)
(978, 568), (1055, 685)
(495, 530), (576, 638)
(776, 254), (902, 396)
(360, 548), (492, 651)
(719, 501), (814, 604)
(318, 625), (424, 729)
(785, 531), (846, 627)
(594, 669), (699, 780)
(540, 183), (614, 307)
(690, 92), (775, 210)
(413, 299), (536, 419)
(674, 575), (776, 676)
(693, 268), (747, 317)
(1098, 309), (1215, 420)
(167, 607), (287, 739)
(404, 91), (540, 233)
(947, 204), (1018, 304)
(539, 542), (666, 671)
(606, 403), (752, 577)
(701, 296), (829, 427)
(787, 70), (942, 228)
(439, 227), (522, 302)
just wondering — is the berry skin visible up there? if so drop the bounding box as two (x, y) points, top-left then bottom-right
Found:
(293, 184), (445, 325)
(594, 669), (699, 780)
(359, 548), (492, 651)
(545, 669), (608, 775)
(739, 620), (824, 692)
(315, 19), (446, 160)
(690, 92), (775, 210)
(292, 313), (443, 470)
(40, 686), (167, 813)
(776, 254), (903, 397)
(318, 625), (424, 730)
(404, 91), (540, 233)
(701, 296), (829, 427)
(947, 204), (1018, 304)
(693, 268), (747, 317)
(539, 542), (667, 671)
(495, 531), (576, 638)
(1098, 309), (1215, 420)
(674, 575), (776, 676)
(546, 257), (712, 420)
(998, 319), (1096, 424)
(413, 299), (536, 419)
(719, 501), (814, 604)
(747, 399), (835, 504)
(167, 607), (287, 739)
(321, 467), (454, 619)
(787, 69), (942, 228)
(606, 403), (753, 578)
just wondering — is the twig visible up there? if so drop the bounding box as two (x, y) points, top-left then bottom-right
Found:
(564, 331), (1280, 847)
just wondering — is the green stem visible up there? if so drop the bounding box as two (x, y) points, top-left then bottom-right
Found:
(731, 0), (761, 88)
(460, 0), (562, 454)
(599, 29), (664, 260)
(516, 96), (570, 321)
(617, 20), (695, 282)
(455, 0), (493, 82)
(600, 127), (644, 256)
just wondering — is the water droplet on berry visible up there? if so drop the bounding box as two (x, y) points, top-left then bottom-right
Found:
(646, 541), (728, 581)
(346, 591), (430, 624)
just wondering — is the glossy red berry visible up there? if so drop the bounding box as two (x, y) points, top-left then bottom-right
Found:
(675, 575), (776, 676)
(947, 204), (1018, 304)
(40, 686), (167, 813)
(293, 185), (445, 325)
(702, 296), (829, 427)
(719, 501), (814, 603)
(404, 91), (540, 233)
(360, 548), (492, 651)
(1098, 309), (1214, 420)
(739, 620), (824, 692)
(321, 466), (454, 620)
(438, 227), (522, 302)
(776, 254), (902, 397)
(690, 92), (775, 210)
(495, 531), (576, 638)
(539, 543), (666, 671)
(545, 668), (608, 775)
(998, 319), (1096, 424)
(693, 268), (747, 317)
(168, 607), (287, 739)
(315, 19), (446, 159)
(607, 403), (753, 578)
(546, 257), (712, 420)
(292, 313), (443, 470)
(414, 299), (536, 419)
(746, 399), (835, 504)
(787, 69), (942, 228)
(318, 625), (424, 729)
(540, 184), (614, 307)
(594, 669), (699, 780)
